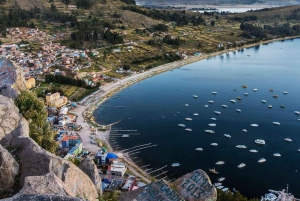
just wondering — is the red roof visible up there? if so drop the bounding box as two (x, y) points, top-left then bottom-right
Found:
(69, 136), (78, 140)
(61, 136), (69, 141)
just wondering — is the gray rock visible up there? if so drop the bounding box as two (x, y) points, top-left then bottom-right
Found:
(174, 169), (217, 201)
(79, 156), (102, 195)
(1, 194), (86, 201)
(0, 145), (19, 193)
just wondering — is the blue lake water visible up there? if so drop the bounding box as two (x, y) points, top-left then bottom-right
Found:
(94, 38), (300, 198)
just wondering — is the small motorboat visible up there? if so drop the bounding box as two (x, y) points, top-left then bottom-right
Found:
(285, 138), (292, 142)
(221, 105), (228, 108)
(214, 111), (221, 115)
(171, 163), (180, 167)
(211, 143), (218, 146)
(230, 99), (236, 103)
(244, 93), (249, 96)
(185, 118), (192, 121)
(208, 123), (216, 127)
(236, 145), (247, 149)
(222, 188), (229, 192)
(283, 91), (288, 94)
(280, 105), (285, 108)
(236, 109), (241, 112)
(216, 161), (225, 165)
(238, 163), (246, 168)
(185, 104), (189, 107)
(122, 134), (129, 138)
(242, 129), (247, 132)
(273, 122), (280, 126)
(253, 89), (258, 91)
(214, 183), (222, 187)
(218, 177), (225, 182)
(205, 105), (209, 108)
(211, 118), (217, 121)
(273, 94), (278, 98)
(224, 134), (231, 138)
(195, 148), (203, 151)
(178, 124), (186, 127)
(273, 153), (281, 157)
(249, 149), (258, 153)
(205, 130), (215, 134)
(217, 186), (224, 189)
(294, 111), (300, 115)
(212, 92), (217, 95)
(185, 128), (192, 132)
(209, 167), (219, 174)
(193, 113), (199, 116)
(193, 95), (198, 98)
(208, 100), (214, 104)
(269, 89), (274, 92)
(250, 124), (259, 127)
(268, 105), (273, 108)
(258, 158), (266, 163)
(237, 96), (242, 100)
(261, 100), (267, 103)
(255, 139), (265, 145)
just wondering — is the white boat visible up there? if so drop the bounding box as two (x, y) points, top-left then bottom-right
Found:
(214, 183), (222, 187)
(211, 143), (218, 146)
(268, 105), (273, 108)
(258, 158), (266, 163)
(212, 92), (217, 95)
(261, 100), (267, 103)
(208, 100), (214, 104)
(250, 124), (259, 127)
(222, 188), (229, 192)
(221, 105), (228, 108)
(230, 99), (236, 103)
(294, 111), (300, 115)
(185, 104), (189, 107)
(253, 89), (258, 91)
(283, 91), (288, 94)
(185, 128), (192, 132)
(214, 111), (221, 115)
(285, 138), (292, 142)
(236, 109), (242, 112)
(122, 134), (129, 138)
(208, 123), (216, 127)
(255, 139), (265, 145)
(211, 118), (217, 121)
(273, 122), (280, 126)
(236, 145), (247, 149)
(298, 149), (300, 152)
(205, 105), (209, 108)
(185, 118), (192, 121)
(193, 95), (198, 98)
(273, 153), (281, 157)
(218, 177), (225, 182)
(238, 163), (246, 168)
(224, 134), (231, 138)
(242, 129), (247, 132)
(178, 124), (186, 127)
(171, 163), (180, 167)
(205, 130), (215, 134)
(249, 149), (258, 153)
(217, 186), (224, 189)
(193, 113), (199, 116)
(216, 161), (225, 165)
(244, 93), (249, 96)
(195, 148), (203, 151)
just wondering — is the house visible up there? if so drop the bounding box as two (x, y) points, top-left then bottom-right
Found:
(46, 92), (68, 107)
(66, 140), (82, 156)
(107, 161), (127, 177)
(25, 77), (36, 89)
(95, 150), (107, 165)
(122, 175), (137, 192)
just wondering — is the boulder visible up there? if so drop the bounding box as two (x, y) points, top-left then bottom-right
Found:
(1, 194), (86, 201)
(0, 95), (20, 140)
(0, 145), (19, 193)
(174, 169), (217, 201)
(79, 157), (102, 195)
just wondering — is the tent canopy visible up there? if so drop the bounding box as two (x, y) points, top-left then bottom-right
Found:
(106, 152), (118, 159)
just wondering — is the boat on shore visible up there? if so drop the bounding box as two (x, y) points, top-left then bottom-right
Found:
(178, 124), (186, 127)
(273, 122), (280, 125)
(236, 109), (241, 112)
(238, 163), (246, 168)
(171, 163), (180, 167)
(205, 130), (215, 134)
(285, 138), (292, 142)
(216, 161), (225, 165)
(224, 134), (231, 138)
(236, 145), (247, 149)
(211, 143), (218, 146)
(273, 153), (281, 157)
(209, 167), (219, 174)
(255, 139), (265, 145)
(195, 148), (203, 151)
(249, 149), (258, 153)
(214, 111), (221, 115)
(258, 158), (266, 163)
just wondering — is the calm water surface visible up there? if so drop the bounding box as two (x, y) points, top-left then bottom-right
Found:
(94, 39), (300, 198)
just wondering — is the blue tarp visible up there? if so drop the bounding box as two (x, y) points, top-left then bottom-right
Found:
(106, 152), (118, 160)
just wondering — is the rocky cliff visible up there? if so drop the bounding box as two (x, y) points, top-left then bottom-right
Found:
(0, 60), (101, 201)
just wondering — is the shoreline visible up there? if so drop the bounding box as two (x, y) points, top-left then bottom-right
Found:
(72, 35), (300, 183)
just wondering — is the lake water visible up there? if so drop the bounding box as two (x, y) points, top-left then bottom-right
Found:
(94, 38), (300, 198)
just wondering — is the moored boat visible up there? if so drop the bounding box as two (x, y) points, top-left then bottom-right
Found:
(255, 139), (265, 145)
(216, 161), (225, 165)
(122, 134), (129, 138)
(214, 183), (222, 187)
(211, 118), (217, 121)
(283, 91), (288, 94)
(268, 105), (273, 108)
(171, 163), (180, 167)
(205, 130), (215, 134)
(208, 123), (216, 127)
(273, 153), (281, 157)
(244, 93), (249, 96)
(205, 105), (209, 108)
(212, 92), (217, 95)
(261, 100), (267, 103)
(285, 138), (292, 142)
(236, 109), (241, 112)
(250, 124), (259, 127)
(185, 104), (189, 107)
(242, 129), (247, 132)
(193, 95), (198, 98)
(185, 118), (192, 121)
(294, 111), (300, 115)
(217, 186), (224, 189)
(208, 100), (214, 104)
(249, 149), (258, 153)
(178, 124), (186, 127)
(230, 99), (236, 103)
(236, 145), (247, 149)
(258, 158), (266, 163)
(238, 163), (246, 168)
(214, 111), (221, 115)
(237, 96), (242, 100)
(222, 188), (229, 192)
(209, 167), (219, 174)
(185, 128), (192, 132)
(218, 177), (225, 182)
(221, 105), (228, 108)
(193, 113), (199, 116)
(211, 143), (218, 146)
(253, 89), (258, 91)
(273, 122), (280, 125)
(224, 134), (231, 138)
(195, 148), (203, 151)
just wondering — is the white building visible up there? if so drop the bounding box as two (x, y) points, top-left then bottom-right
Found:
(109, 161), (127, 176)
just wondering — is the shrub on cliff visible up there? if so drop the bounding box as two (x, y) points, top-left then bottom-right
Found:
(15, 91), (57, 153)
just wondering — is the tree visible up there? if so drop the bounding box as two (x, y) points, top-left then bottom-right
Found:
(211, 20), (215, 26)
(123, 64), (130, 70)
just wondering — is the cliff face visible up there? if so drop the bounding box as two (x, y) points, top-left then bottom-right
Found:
(0, 60), (101, 201)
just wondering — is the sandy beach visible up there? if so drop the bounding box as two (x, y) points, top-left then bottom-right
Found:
(71, 35), (300, 183)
